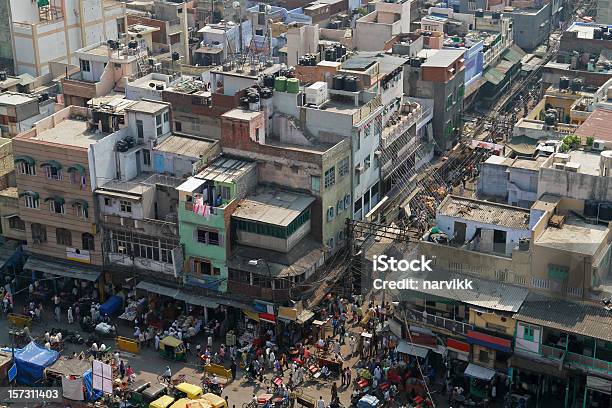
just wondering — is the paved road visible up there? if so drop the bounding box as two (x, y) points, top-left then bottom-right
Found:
(0, 302), (454, 408)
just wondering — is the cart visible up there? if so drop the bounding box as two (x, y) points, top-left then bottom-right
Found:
(143, 383), (168, 403)
(174, 382), (204, 400)
(8, 313), (32, 329)
(127, 380), (151, 407)
(159, 336), (186, 361)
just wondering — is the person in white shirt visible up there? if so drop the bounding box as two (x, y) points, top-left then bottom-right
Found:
(100, 343), (107, 352)
(316, 396), (325, 408)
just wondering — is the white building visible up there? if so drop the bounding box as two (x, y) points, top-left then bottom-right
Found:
(10, 0), (126, 76)
(355, 0), (410, 51)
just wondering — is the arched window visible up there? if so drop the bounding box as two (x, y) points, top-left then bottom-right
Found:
(82, 233), (95, 251)
(56, 228), (72, 246)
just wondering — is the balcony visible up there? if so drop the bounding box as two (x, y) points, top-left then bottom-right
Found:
(352, 95), (382, 125)
(540, 345), (612, 375)
(381, 105), (422, 149)
(181, 200), (231, 230)
(404, 307), (474, 335)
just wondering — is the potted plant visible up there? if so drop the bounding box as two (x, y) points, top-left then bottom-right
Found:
(585, 136), (594, 151)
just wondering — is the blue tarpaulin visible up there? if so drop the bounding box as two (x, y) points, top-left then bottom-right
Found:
(13, 342), (59, 385)
(83, 369), (103, 401)
(99, 295), (123, 316)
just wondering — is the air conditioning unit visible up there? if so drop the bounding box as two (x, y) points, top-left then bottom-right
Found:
(118, 246), (127, 254)
(553, 163), (566, 170)
(593, 140), (605, 151)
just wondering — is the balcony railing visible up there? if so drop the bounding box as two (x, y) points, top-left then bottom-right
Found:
(541, 345), (612, 375)
(405, 308), (474, 335)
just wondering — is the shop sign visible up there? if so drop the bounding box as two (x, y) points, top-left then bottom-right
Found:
(66, 247), (90, 263)
(447, 338), (470, 353)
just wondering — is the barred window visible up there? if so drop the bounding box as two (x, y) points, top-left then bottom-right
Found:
(324, 166), (335, 189)
(338, 157), (349, 177)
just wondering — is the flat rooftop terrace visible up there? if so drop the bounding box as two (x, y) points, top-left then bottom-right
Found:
(33, 119), (109, 148)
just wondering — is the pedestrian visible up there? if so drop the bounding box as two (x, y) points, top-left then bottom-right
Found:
(138, 331), (145, 349)
(67, 306), (74, 324)
(225, 396), (229, 408)
(114, 351), (120, 367)
(119, 360), (125, 379)
(331, 382), (338, 403)
(54, 304), (61, 322)
(155, 333), (160, 350)
(126, 365), (135, 383)
(316, 396), (325, 408)
(269, 350), (276, 370)
(230, 359), (237, 381)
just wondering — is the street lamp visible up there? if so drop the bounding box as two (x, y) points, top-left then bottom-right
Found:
(248, 259), (274, 302)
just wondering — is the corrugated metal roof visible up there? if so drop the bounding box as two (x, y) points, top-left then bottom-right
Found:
(483, 66), (505, 86)
(155, 134), (216, 157)
(195, 157), (256, 184)
(392, 267), (529, 312)
(575, 107), (612, 142)
(513, 297), (612, 342)
(438, 195), (530, 229)
(502, 45), (527, 64)
(421, 49), (465, 68)
(233, 189), (315, 226)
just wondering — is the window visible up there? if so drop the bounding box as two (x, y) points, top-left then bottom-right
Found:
(24, 195), (39, 209)
(196, 228), (221, 246)
(175, 121), (182, 132)
(364, 154), (371, 170)
(49, 200), (65, 214)
(82, 233), (94, 250)
(479, 349), (489, 363)
(324, 166), (335, 189)
(338, 157), (349, 177)
(31, 223), (47, 243)
(354, 132), (360, 151)
(446, 94), (453, 110)
(80, 59), (90, 72)
(220, 186), (231, 200)
(311, 176), (320, 192)
(19, 162), (36, 176)
(8, 216), (25, 231)
(523, 325), (534, 342)
(156, 115), (162, 126)
(143, 149), (151, 166)
(156, 125), (163, 137)
(104, 197), (111, 206)
(192, 258), (212, 276)
(56, 228), (72, 246)
(45, 166), (62, 180)
(327, 206), (335, 222)
(120, 200), (132, 213)
(136, 120), (144, 139)
(163, 111), (169, 123)
(75, 203), (88, 219)
(354, 198), (362, 214)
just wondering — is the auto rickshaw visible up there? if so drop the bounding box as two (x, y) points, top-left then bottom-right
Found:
(170, 398), (192, 408)
(201, 393), (227, 408)
(150, 395), (175, 408)
(143, 383), (168, 403)
(128, 380), (151, 407)
(159, 336), (186, 361)
(174, 383), (203, 400)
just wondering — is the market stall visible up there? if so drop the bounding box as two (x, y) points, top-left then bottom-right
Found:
(44, 357), (91, 386)
(463, 363), (496, 400)
(99, 295), (123, 316)
(12, 341), (59, 385)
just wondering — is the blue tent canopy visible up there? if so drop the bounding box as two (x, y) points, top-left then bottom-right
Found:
(99, 295), (123, 316)
(83, 369), (103, 401)
(14, 342), (59, 385)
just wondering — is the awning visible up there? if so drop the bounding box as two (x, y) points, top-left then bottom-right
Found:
(483, 66), (504, 86)
(177, 178), (206, 193)
(44, 196), (65, 205)
(18, 191), (39, 199)
(24, 256), (101, 282)
(67, 164), (86, 175)
(277, 306), (298, 322)
(135, 281), (179, 298)
(14, 156), (34, 166)
(2, 213), (20, 219)
(510, 355), (567, 379)
(395, 340), (429, 359)
(259, 313), (276, 324)
(297, 309), (315, 324)
(447, 339), (470, 354)
(467, 330), (512, 353)
(464, 363), (496, 381)
(40, 160), (62, 170)
(175, 291), (217, 308)
(71, 199), (89, 210)
(243, 309), (260, 322)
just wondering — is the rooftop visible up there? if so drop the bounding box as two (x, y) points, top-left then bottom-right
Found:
(535, 216), (608, 256)
(233, 187), (315, 227)
(438, 195), (530, 229)
(222, 108), (262, 121)
(0, 187), (18, 199)
(421, 49), (465, 68)
(341, 57), (378, 72)
(0, 93), (37, 106)
(348, 52), (408, 75)
(543, 150), (604, 176)
(154, 134), (217, 157)
(194, 157), (256, 184)
(0, 76), (21, 91)
(575, 107), (612, 142)
(126, 100), (169, 114)
(514, 294), (612, 342)
(566, 22), (612, 40)
(483, 155), (546, 171)
(33, 117), (109, 148)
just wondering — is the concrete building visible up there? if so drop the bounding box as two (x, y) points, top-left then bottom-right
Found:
(62, 41), (152, 107)
(598, 0), (612, 24)
(0, 92), (56, 138)
(477, 155), (546, 207)
(177, 157), (257, 293)
(355, 0), (411, 51)
(286, 24), (320, 67)
(10, 0), (127, 76)
(503, 3), (551, 51)
(0, 0), (14, 74)
(0, 187), (25, 242)
(404, 48), (465, 151)
(13, 105), (110, 284)
(125, 73), (181, 102)
(575, 107), (612, 149)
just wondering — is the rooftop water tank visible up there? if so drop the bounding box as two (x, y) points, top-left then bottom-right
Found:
(275, 76), (287, 92)
(286, 78), (300, 93)
(600, 150), (612, 177)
